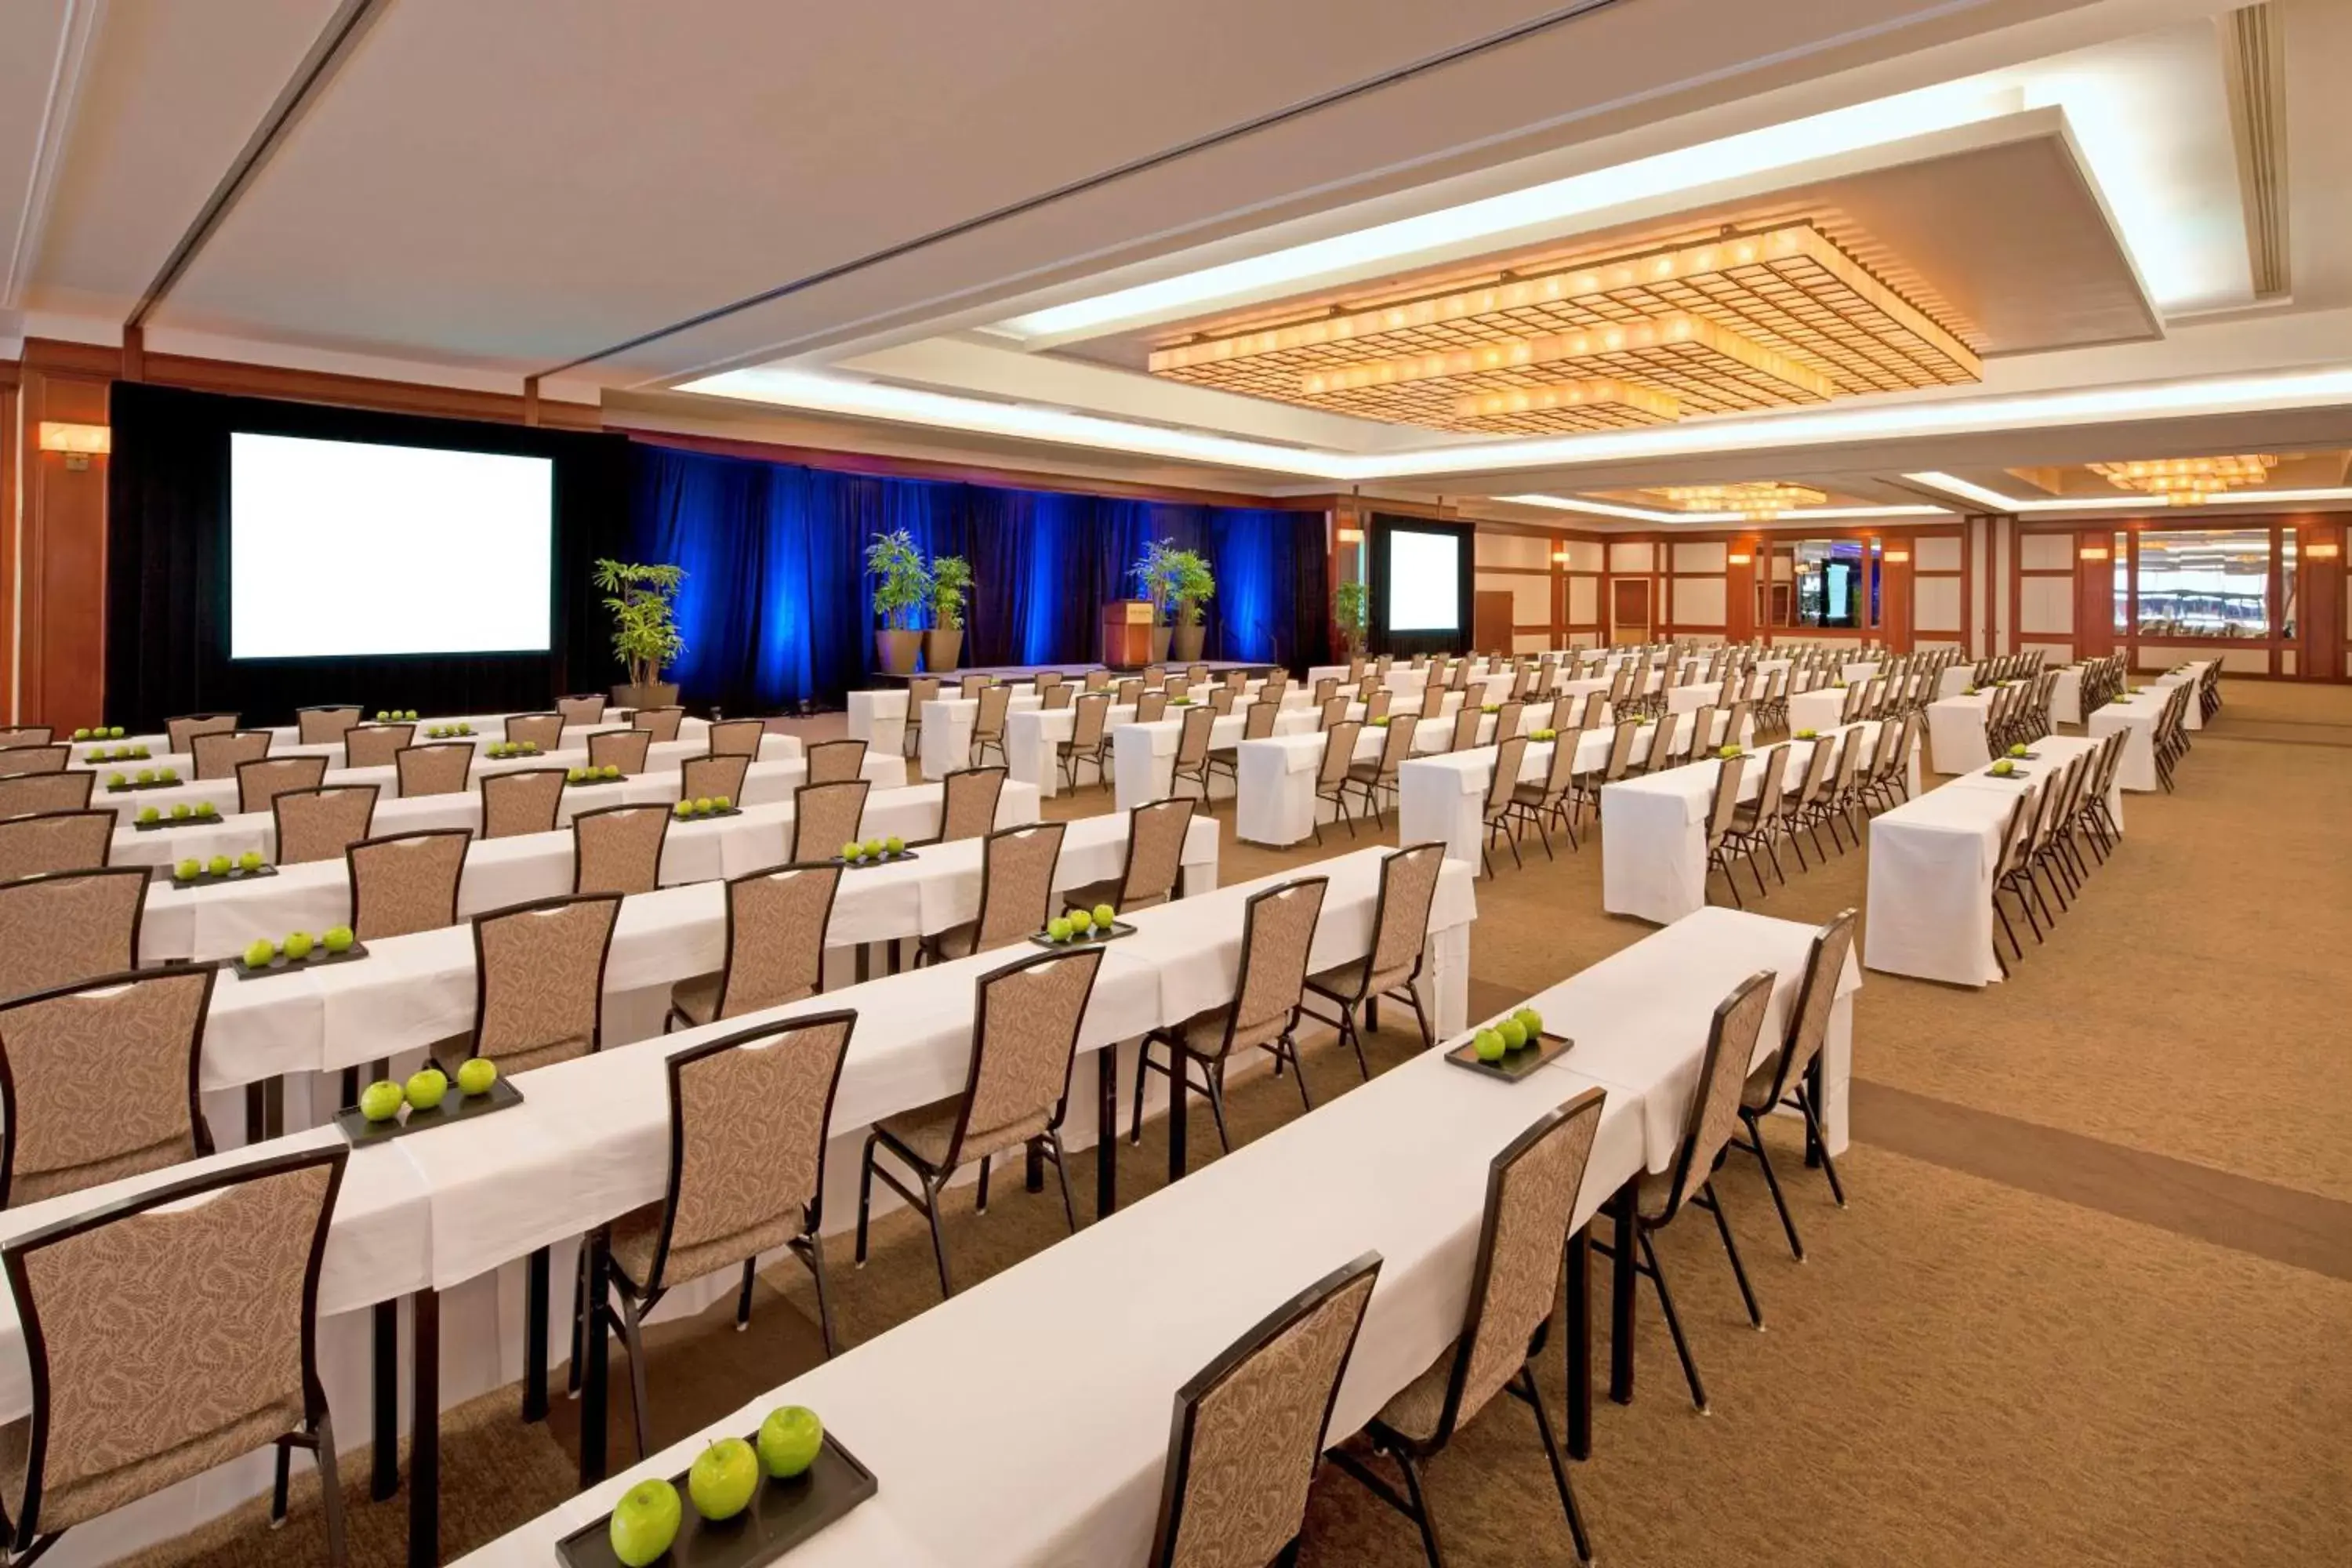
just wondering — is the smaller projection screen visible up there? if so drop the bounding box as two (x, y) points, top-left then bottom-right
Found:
(1368, 516), (1473, 656)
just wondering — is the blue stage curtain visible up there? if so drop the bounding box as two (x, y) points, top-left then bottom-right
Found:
(628, 445), (1326, 710)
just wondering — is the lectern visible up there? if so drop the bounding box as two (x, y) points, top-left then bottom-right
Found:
(1101, 599), (1156, 670)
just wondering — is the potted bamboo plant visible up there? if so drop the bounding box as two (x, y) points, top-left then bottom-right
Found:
(594, 559), (688, 709)
(1169, 548), (1215, 662)
(1132, 538), (1180, 663)
(866, 530), (931, 676)
(924, 554), (974, 672)
(1334, 579), (1369, 657)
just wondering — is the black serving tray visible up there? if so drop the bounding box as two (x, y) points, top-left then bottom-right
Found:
(84, 752), (156, 765)
(169, 863), (281, 889)
(1029, 919), (1138, 950)
(1445, 1030), (1574, 1081)
(555, 1432), (877, 1568)
(2000, 750), (2042, 762)
(334, 1058), (523, 1145)
(1980, 768), (2033, 782)
(132, 811), (224, 832)
(829, 848), (918, 870)
(104, 777), (187, 793)
(233, 939), (372, 981)
(564, 772), (630, 786)
(673, 806), (746, 822)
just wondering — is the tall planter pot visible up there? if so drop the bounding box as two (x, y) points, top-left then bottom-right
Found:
(922, 629), (964, 672)
(875, 630), (922, 677)
(1171, 622), (1207, 662)
(1149, 626), (1173, 662)
(611, 680), (679, 710)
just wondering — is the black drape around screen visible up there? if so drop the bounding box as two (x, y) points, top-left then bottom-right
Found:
(106, 383), (630, 731)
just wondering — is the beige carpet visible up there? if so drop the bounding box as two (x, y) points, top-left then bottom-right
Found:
(126, 680), (2352, 1567)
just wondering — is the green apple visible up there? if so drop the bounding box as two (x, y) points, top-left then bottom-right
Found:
(602, 764), (622, 779)
(238, 850), (265, 872)
(1370, 717), (1388, 728)
(688, 1437), (759, 1523)
(2009, 743), (2028, 758)
(206, 855), (232, 877)
(85, 750), (102, 764)
(1473, 1029), (1507, 1063)
(673, 800), (694, 818)
(1093, 903), (1116, 928)
(133, 746), (150, 759)
(521, 740), (538, 753)
(693, 796), (713, 815)
(1718, 744), (1741, 759)
(1515, 1007), (1544, 1037)
(283, 930), (314, 959)
(862, 837), (884, 858)
(136, 768), (156, 784)
(1497, 1018), (1529, 1051)
(196, 801), (216, 817)
(376, 710), (390, 723)
(717, 796), (735, 812)
(159, 768), (180, 783)
(1483, 703), (1499, 714)
(1795, 728), (1817, 740)
(243, 938), (276, 969)
(757, 1405), (823, 1480)
(71, 728), (89, 741)
(103, 771), (125, 789)
(322, 924), (354, 953)
(1990, 759), (2015, 777)
(569, 768), (586, 783)
(1047, 916), (1073, 942)
(176, 858), (201, 880)
(107, 726), (123, 739)
(139, 806), (160, 823)
(607, 1478), (681, 1568)
(1070, 908), (1094, 934)
(359, 1080), (405, 1123)
(840, 840), (863, 862)
(456, 1057), (498, 1097)
(884, 833), (904, 854)
(404, 1067), (449, 1112)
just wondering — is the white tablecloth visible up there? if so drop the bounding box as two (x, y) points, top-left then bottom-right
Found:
(1110, 706), (1319, 811)
(1787, 686), (1850, 736)
(1004, 703), (1142, 797)
(2050, 666), (2085, 727)
(846, 689), (909, 757)
(1925, 691), (1995, 775)
(2147, 662), (2210, 729)
(2087, 691), (2167, 791)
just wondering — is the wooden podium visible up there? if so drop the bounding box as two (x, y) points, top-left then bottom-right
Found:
(1101, 599), (1156, 670)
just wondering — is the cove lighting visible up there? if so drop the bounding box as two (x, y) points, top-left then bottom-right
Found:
(1906, 468), (2352, 514)
(1497, 493), (1944, 524)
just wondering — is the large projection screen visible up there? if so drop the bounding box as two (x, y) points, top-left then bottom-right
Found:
(1385, 528), (1464, 633)
(229, 432), (554, 659)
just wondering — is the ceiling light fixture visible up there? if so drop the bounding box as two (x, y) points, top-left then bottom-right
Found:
(2085, 454), (2279, 506)
(1653, 482), (1829, 521)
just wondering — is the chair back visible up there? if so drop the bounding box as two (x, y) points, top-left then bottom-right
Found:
(1363, 688), (1393, 724)
(273, 785), (380, 866)
(2, 748), (68, 780)
(1314, 677), (1338, 706)
(1657, 971), (1777, 1220)
(295, 705), (362, 745)
(1084, 669), (1112, 691)
(1041, 684), (1075, 713)
(165, 713), (239, 754)
(1376, 713), (1419, 774)
(1241, 701), (1276, 741)
(238, 755), (330, 816)
(1795, 730), (1838, 806)
(1317, 722), (1360, 786)
(1494, 699), (1524, 740)
(556, 694), (608, 727)
(573, 803), (670, 896)
(0, 1146), (344, 1537)
(1068, 693), (1112, 753)
(393, 743), (473, 798)
(938, 766), (1004, 842)
(1174, 706), (1215, 768)
(0, 868), (148, 1001)
(343, 724), (416, 769)
(194, 730), (272, 781)
(1033, 670), (1065, 693)
(1116, 679), (1144, 706)
(1448, 705), (1482, 753)
(1318, 695), (1348, 730)
(703, 718), (766, 760)
(481, 768), (566, 838)
(1362, 843), (1443, 996)
(1748, 743), (1790, 823)
(948, 945), (1104, 1165)
(905, 679), (942, 723)
(1146, 1253), (1381, 1568)
(347, 829), (470, 939)
(973, 684), (1012, 741)
(1765, 909), (1855, 1103)
(1705, 752), (1747, 843)
(1221, 877), (1327, 1053)
(1993, 790), (2037, 878)
(713, 862), (840, 1018)
(1639, 711), (1680, 771)
(631, 706), (687, 744)
(789, 780), (872, 862)
(0, 775), (94, 817)
(1680, 704), (1718, 764)
(0, 965), (216, 1209)
(0, 811), (114, 883)
(1207, 688), (1236, 717)
(1112, 798), (1194, 908)
(1135, 691), (1169, 724)
(1597, 720), (1641, 782)
(1485, 735), (1528, 812)
(971, 822), (1067, 951)
(806, 739), (868, 786)
(586, 728), (653, 776)
(681, 753), (750, 804)
(1221, 669), (1244, 691)
(503, 713), (565, 750)
(472, 895), (622, 1072)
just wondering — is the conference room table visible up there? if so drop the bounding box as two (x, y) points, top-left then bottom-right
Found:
(2086, 688), (2170, 791)
(1924, 688), (2002, 774)
(1787, 683), (1859, 735)
(1864, 735), (2124, 986)
(1599, 720), (1915, 925)
(911, 681), (1304, 783)
(2147, 660), (2212, 729)
(68, 730), (796, 788)
(1109, 705), (1324, 811)
(96, 710), (713, 759)
(456, 903), (1852, 1568)
(2050, 664), (2087, 726)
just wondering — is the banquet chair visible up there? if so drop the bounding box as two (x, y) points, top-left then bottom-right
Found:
(1342, 714), (1418, 826)
(1145, 1253), (1381, 1568)
(341, 723), (415, 769)
(1168, 706), (1218, 803)
(1207, 701), (1275, 793)
(481, 768), (567, 838)
(1566, 721), (1640, 834)
(0, 1145), (349, 1565)
(1033, 671), (1065, 696)
(503, 712), (565, 751)
(1312, 721), (1363, 844)
(1671, 703), (1717, 768)
(1142, 665), (1167, 690)
(0, 811), (114, 882)
(0, 744), (67, 779)
(392, 743), (472, 798)
(1332, 1090), (1608, 1567)
(1700, 753), (1751, 907)
(1207, 687), (1236, 718)
(1116, 679), (1144, 706)
(585, 1012), (858, 1454)
(1733, 909), (1857, 1258)
(457, 894), (622, 1075)
(681, 753), (750, 804)
(1084, 669), (1112, 691)
(1134, 690), (1169, 724)
(0, 728), (52, 752)
(574, 803), (671, 896)
(856, 946), (1102, 1297)
(705, 717), (766, 758)
(295, 704), (363, 745)
(789, 779), (870, 863)
(1988, 793), (2041, 975)
(2071, 731), (2125, 858)
(1314, 677), (1339, 708)
(1508, 725), (1585, 855)
(1133, 877), (1327, 1156)
(937, 765), (1004, 842)
(668, 862), (840, 1029)
(1363, 687), (1394, 724)
(1318, 695), (1349, 731)
(921, 822), (1065, 964)
(0, 867), (147, 1002)
(1494, 699), (1525, 742)
(0, 773), (94, 818)
(238, 755), (331, 816)
(1218, 668), (1242, 691)
(902, 678), (940, 759)
(1479, 735), (1531, 876)
(631, 706), (688, 744)
(1859, 713), (1919, 811)
(0, 964), (216, 1208)
(1063, 798), (1194, 920)
(1303, 842), (1442, 1078)
(2033, 755), (2093, 902)
(1447, 704), (1482, 754)
(194, 729), (273, 780)
(968, 684), (1013, 770)
(1592, 970), (1774, 1412)
(347, 829), (470, 942)
(587, 728), (653, 777)
(1058, 693), (1113, 792)
(1807, 730), (1867, 854)
(274, 785), (380, 866)
(1625, 708), (1680, 778)
(556, 694), (608, 727)
(165, 713), (239, 753)
(1719, 744), (1792, 895)
(1782, 735), (1842, 867)
(806, 739), (868, 786)
(1041, 683), (1076, 713)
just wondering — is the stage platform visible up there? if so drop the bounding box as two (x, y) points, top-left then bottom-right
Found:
(872, 659), (1279, 684)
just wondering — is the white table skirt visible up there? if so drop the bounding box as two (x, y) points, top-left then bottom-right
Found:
(846, 689), (909, 757)
(919, 693), (1047, 780)
(1925, 692), (1995, 775)
(1110, 706), (1319, 811)
(2050, 666), (2085, 727)
(2087, 693), (2166, 790)
(2147, 662), (2210, 729)
(1787, 686), (1850, 735)
(1005, 703), (1141, 797)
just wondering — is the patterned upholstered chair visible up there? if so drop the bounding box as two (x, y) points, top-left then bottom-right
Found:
(1509, 724), (1586, 854)
(394, 742), (473, 798)
(1303, 843), (1442, 1079)
(788, 780), (870, 863)
(0, 965), (216, 1209)
(340, 723), (415, 770)
(1145, 1252), (1381, 1568)
(0, 811), (113, 884)
(503, 713), (565, 750)
(461, 895), (622, 1075)
(680, 753), (750, 805)
(1734, 909), (1857, 1258)
(580, 1012), (858, 1454)
(1167, 706), (1216, 803)
(631, 706), (688, 745)
(968, 684), (1012, 768)
(1447, 704), (1483, 755)
(1131, 877), (1327, 1159)
(704, 718), (766, 759)
(667, 862), (840, 1030)
(1330, 1091), (1607, 1566)
(238, 755), (330, 817)
(1205, 687), (1236, 718)
(587, 728), (653, 776)
(920, 822), (1065, 964)
(0, 775), (93, 818)
(193, 729), (273, 781)
(294, 704), (363, 745)
(0, 1146), (350, 1563)
(1134, 690), (1168, 724)
(0, 868), (148, 1003)
(1061, 799), (1192, 919)
(346, 829), (470, 940)
(480, 768), (566, 839)
(935, 765), (1004, 844)
(0, 747), (67, 780)
(1311, 721), (1363, 844)
(573, 803), (670, 897)
(1040, 683), (1074, 713)
(0, 728), (52, 751)
(1479, 735), (1531, 876)
(273, 786), (380, 866)
(805, 739), (867, 786)
(1342, 714), (1419, 826)
(1058, 694), (1113, 791)
(855, 946), (1102, 1296)
(1595, 969), (1775, 1413)
(556, 693), (608, 728)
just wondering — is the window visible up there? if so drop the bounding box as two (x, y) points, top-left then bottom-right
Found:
(2127, 528), (2274, 639)
(1771, 539), (1875, 629)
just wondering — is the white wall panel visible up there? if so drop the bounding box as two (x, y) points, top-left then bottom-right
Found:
(1914, 575), (1963, 632)
(1560, 540), (1603, 572)
(1608, 541), (1653, 573)
(1916, 536), (1962, 572)
(1476, 532), (1550, 569)
(1568, 578), (1598, 622)
(2020, 533), (2073, 571)
(2018, 577), (2073, 634)
(1672, 541), (1727, 573)
(1673, 578), (1727, 625)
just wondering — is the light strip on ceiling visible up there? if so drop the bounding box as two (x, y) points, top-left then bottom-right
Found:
(1904, 471), (2352, 512)
(1498, 492), (1947, 523)
(1295, 314), (1835, 400)
(1454, 380), (1681, 422)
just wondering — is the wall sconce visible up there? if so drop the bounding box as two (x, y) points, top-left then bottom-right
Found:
(1336, 526), (1364, 544)
(1726, 551), (1752, 565)
(2079, 546), (2111, 561)
(38, 422), (110, 471)
(1884, 549), (1911, 563)
(2309, 540), (2342, 560)
(1551, 550), (1571, 564)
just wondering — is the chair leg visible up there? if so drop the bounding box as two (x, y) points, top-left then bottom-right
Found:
(735, 1258), (757, 1330)
(854, 1133), (880, 1265)
(271, 1432), (292, 1527)
(920, 1171), (956, 1298)
(1395, 1447), (1449, 1568)
(1639, 1228), (1709, 1413)
(1521, 1367), (1593, 1563)
(1279, 1033), (1314, 1112)
(1131, 1036), (1157, 1145)
(1047, 1131), (1080, 1234)
(802, 1229), (840, 1358)
(1339, 1003), (1371, 1081)
(312, 1412), (349, 1568)
(615, 1293), (653, 1462)
(1794, 1086), (1847, 1207)
(1740, 1112), (1806, 1261)
(1703, 1181), (1764, 1327)
(975, 1155), (992, 1215)
(1202, 1055), (1235, 1153)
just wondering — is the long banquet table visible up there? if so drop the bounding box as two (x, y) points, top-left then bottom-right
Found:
(2086, 688), (2170, 791)
(1109, 705), (1323, 811)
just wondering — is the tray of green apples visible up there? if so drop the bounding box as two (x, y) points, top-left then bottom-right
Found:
(233, 925), (368, 980)
(133, 800), (221, 831)
(1030, 903), (1134, 948)
(84, 742), (153, 764)
(104, 766), (183, 792)
(564, 764), (629, 784)
(169, 851), (278, 887)
(671, 795), (742, 822)
(1446, 1007), (1573, 1080)
(337, 1055), (520, 1145)
(71, 725), (129, 745)
(833, 836), (913, 869)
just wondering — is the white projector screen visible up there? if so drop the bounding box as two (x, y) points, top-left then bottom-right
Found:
(1386, 529), (1462, 632)
(230, 432), (554, 659)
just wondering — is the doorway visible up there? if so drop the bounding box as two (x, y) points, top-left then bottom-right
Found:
(1610, 577), (1652, 643)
